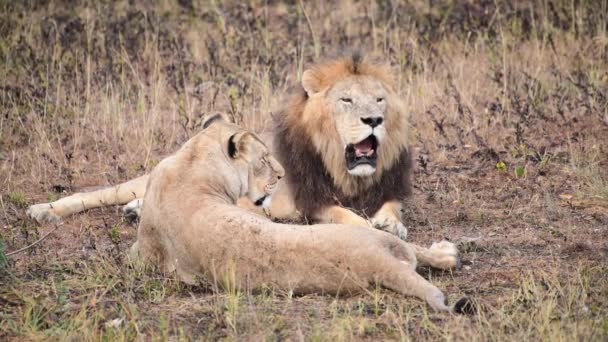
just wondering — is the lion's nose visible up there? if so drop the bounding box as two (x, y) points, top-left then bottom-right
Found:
(361, 117), (384, 128)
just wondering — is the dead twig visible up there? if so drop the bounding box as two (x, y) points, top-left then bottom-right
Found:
(6, 224), (61, 256)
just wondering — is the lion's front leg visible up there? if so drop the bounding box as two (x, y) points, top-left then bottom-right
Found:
(236, 197), (266, 216)
(371, 200), (407, 240)
(315, 205), (369, 226)
(236, 180), (302, 220)
(408, 241), (460, 270)
(266, 180), (301, 221)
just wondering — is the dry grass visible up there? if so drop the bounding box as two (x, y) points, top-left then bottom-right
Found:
(1, 0), (607, 340)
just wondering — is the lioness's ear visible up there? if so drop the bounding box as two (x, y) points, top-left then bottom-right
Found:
(202, 112), (227, 129)
(228, 132), (254, 159)
(228, 134), (238, 158)
(301, 69), (321, 96)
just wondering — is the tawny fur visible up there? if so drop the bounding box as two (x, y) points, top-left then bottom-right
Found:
(27, 175), (148, 223)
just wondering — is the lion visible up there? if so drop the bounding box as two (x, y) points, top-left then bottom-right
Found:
(265, 53), (412, 239)
(131, 114), (472, 314)
(28, 54), (413, 241)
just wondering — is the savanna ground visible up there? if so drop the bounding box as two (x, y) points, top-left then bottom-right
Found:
(1, 0), (607, 340)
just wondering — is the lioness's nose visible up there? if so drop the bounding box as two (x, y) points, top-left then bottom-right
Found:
(361, 117), (383, 128)
(272, 159), (285, 179)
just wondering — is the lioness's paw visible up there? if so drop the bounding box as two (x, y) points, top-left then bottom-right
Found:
(429, 240), (460, 269)
(371, 216), (408, 240)
(123, 199), (143, 223)
(27, 203), (61, 223)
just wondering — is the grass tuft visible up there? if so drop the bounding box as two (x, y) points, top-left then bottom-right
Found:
(0, 239), (8, 275)
(6, 192), (27, 208)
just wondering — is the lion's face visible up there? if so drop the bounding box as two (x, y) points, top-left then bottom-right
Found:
(326, 76), (388, 176)
(228, 130), (285, 208)
(286, 55), (409, 195)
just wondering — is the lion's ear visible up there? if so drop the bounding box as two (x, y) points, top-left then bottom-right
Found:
(301, 69), (321, 96)
(228, 132), (255, 159)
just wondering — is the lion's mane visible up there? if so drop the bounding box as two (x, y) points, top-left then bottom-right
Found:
(274, 54), (413, 219)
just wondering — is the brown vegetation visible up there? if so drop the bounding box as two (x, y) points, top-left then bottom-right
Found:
(1, 0), (607, 340)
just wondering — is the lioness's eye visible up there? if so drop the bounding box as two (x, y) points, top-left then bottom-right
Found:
(340, 98), (352, 103)
(376, 97), (385, 103)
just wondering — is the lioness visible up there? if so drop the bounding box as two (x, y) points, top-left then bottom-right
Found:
(27, 54), (415, 242)
(131, 114), (472, 314)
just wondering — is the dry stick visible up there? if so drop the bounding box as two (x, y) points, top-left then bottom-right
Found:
(299, 0), (319, 59)
(6, 224), (61, 256)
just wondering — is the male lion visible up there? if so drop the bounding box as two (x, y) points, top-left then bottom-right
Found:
(266, 53), (412, 239)
(132, 114), (472, 314)
(28, 54), (412, 241)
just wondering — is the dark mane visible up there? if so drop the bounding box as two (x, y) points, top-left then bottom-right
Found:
(273, 87), (413, 220)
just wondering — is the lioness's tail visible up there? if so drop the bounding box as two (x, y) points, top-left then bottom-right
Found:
(27, 175), (149, 223)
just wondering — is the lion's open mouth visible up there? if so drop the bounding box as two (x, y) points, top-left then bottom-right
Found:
(345, 135), (378, 170)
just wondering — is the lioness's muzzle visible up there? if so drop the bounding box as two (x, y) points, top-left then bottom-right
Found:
(254, 195), (267, 206)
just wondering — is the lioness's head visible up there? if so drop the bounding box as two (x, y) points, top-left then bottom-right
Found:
(228, 131), (284, 208)
(297, 53), (408, 182)
(203, 114), (285, 208)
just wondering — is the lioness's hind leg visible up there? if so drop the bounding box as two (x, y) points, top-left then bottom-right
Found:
(381, 257), (452, 312)
(381, 255), (472, 314)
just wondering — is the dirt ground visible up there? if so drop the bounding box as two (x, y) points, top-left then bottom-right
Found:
(1, 1), (607, 340)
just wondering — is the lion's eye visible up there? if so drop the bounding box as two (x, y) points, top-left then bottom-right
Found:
(376, 97), (385, 103)
(340, 98), (352, 104)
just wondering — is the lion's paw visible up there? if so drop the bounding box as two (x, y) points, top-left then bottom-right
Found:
(27, 203), (61, 223)
(123, 198), (143, 223)
(371, 216), (408, 240)
(429, 240), (460, 269)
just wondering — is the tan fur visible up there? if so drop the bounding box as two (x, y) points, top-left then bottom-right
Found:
(370, 200), (408, 239)
(315, 206), (369, 226)
(27, 175), (148, 223)
(131, 119), (464, 312)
